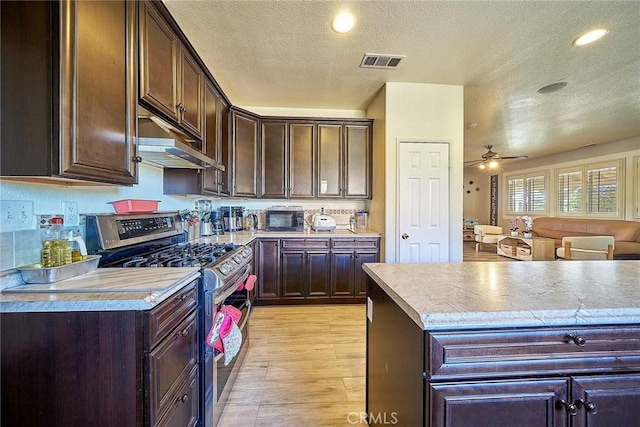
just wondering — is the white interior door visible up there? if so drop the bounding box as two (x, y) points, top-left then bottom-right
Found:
(398, 142), (450, 262)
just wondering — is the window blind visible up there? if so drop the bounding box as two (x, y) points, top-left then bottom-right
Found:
(508, 178), (525, 213)
(586, 165), (618, 214)
(557, 170), (583, 213)
(526, 175), (546, 212)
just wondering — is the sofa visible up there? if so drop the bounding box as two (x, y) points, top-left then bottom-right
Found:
(532, 217), (640, 259)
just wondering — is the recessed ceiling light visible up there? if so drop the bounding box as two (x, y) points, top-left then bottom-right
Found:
(332, 12), (356, 33)
(573, 28), (608, 46)
(537, 81), (569, 94)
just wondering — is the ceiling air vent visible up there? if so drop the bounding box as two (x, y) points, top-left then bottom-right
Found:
(360, 53), (405, 69)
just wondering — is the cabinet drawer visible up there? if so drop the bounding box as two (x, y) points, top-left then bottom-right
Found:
(331, 238), (379, 249)
(517, 247), (531, 256)
(147, 311), (199, 425)
(427, 325), (640, 380)
(155, 368), (199, 427)
(147, 280), (198, 348)
(281, 238), (330, 250)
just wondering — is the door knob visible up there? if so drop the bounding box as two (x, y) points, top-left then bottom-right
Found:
(401, 233), (409, 240)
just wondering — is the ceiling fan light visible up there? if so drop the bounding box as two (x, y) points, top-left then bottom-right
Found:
(573, 28), (608, 46)
(488, 160), (499, 169)
(478, 164), (486, 170)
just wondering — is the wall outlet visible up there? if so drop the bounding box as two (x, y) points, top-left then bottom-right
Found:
(1, 200), (35, 231)
(63, 201), (79, 226)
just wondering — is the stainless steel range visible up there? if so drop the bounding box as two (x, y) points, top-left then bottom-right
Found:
(86, 212), (253, 427)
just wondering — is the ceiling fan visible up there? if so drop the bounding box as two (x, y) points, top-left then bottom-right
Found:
(464, 145), (528, 169)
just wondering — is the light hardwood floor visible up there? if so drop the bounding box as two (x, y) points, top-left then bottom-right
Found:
(218, 242), (511, 426)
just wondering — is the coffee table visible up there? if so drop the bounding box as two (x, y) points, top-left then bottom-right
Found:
(497, 235), (556, 261)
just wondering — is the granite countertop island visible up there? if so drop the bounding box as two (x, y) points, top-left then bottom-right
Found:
(0, 267), (201, 312)
(363, 260), (640, 330)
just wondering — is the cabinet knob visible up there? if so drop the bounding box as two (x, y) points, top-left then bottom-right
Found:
(132, 156), (142, 163)
(557, 400), (578, 416)
(176, 394), (189, 403)
(182, 107), (187, 113)
(567, 333), (586, 346)
(577, 399), (598, 414)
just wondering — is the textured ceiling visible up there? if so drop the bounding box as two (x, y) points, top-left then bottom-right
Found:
(165, 0), (640, 163)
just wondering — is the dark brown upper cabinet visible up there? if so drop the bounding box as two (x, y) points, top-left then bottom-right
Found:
(0, 0), (138, 185)
(139, 0), (203, 141)
(344, 124), (371, 198)
(260, 121), (288, 198)
(202, 82), (223, 195)
(260, 121), (315, 199)
(231, 109), (259, 197)
(317, 121), (371, 199)
(289, 123), (316, 199)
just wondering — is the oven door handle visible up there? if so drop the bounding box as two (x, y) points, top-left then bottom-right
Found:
(214, 264), (251, 304)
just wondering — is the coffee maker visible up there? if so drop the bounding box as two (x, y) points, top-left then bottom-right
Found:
(220, 206), (244, 232)
(210, 209), (225, 235)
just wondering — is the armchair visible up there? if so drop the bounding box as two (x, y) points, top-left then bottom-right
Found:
(556, 236), (615, 260)
(474, 225), (503, 252)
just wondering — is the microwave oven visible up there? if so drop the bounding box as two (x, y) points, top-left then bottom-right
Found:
(265, 207), (305, 231)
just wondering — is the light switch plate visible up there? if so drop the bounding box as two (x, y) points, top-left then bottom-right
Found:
(0, 200), (35, 231)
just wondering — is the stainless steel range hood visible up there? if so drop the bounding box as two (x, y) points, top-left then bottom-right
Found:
(137, 116), (224, 170)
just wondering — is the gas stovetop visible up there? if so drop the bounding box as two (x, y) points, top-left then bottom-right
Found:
(117, 243), (236, 268)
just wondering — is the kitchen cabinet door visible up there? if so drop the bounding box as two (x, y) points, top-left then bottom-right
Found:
(572, 374), (640, 426)
(306, 251), (331, 298)
(331, 251), (355, 297)
(139, 0), (179, 122)
(257, 239), (280, 299)
(231, 110), (259, 197)
(202, 83), (225, 195)
(317, 124), (343, 197)
(1, 0), (138, 185)
(429, 379), (568, 427)
(289, 123), (316, 198)
(178, 48), (204, 140)
(354, 252), (377, 297)
(281, 251), (305, 298)
(344, 124), (371, 198)
(261, 121), (288, 198)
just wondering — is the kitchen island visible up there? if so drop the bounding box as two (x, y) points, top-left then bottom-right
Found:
(1, 268), (202, 426)
(363, 261), (640, 427)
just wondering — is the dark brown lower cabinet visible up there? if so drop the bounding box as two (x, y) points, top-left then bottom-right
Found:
(255, 236), (379, 305)
(0, 280), (199, 427)
(430, 379), (568, 427)
(256, 238), (280, 300)
(281, 250), (331, 298)
(366, 277), (640, 427)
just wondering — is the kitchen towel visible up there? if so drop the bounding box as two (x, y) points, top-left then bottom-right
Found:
(221, 319), (242, 366)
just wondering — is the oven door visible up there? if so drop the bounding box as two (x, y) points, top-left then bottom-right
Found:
(209, 265), (253, 426)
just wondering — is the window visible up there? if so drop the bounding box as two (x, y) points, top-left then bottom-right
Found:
(556, 160), (624, 218)
(505, 172), (548, 215)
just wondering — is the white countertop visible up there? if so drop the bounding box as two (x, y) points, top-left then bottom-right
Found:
(363, 261), (640, 331)
(0, 268), (201, 312)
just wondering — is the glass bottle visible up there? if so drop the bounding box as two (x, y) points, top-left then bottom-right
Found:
(42, 217), (71, 267)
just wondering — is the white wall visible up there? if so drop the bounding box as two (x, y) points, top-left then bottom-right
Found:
(366, 87), (387, 260)
(382, 82), (465, 262)
(0, 164), (195, 216)
(462, 169), (493, 224)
